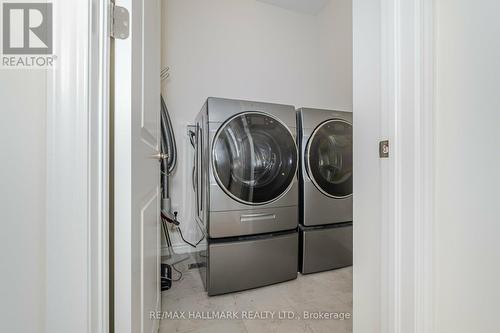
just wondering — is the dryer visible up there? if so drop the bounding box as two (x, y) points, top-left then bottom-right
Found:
(195, 97), (299, 295)
(297, 108), (353, 274)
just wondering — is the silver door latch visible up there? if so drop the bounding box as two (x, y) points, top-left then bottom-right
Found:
(379, 140), (389, 158)
(110, 4), (130, 40)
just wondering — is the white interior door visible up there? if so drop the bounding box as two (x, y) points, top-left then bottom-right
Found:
(113, 0), (161, 333)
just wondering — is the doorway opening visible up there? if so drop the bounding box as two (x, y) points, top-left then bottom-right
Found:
(158, 1), (353, 332)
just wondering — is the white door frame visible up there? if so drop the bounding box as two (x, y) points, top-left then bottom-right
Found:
(373, 0), (435, 332)
(88, 0), (112, 332)
(354, 0), (434, 332)
(46, 0), (435, 332)
(46, 0), (110, 333)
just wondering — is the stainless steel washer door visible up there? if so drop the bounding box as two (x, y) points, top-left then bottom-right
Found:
(306, 119), (353, 198)
(212, 112), (298, 205)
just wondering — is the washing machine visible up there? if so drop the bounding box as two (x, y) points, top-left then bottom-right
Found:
(297, 108), (353, 274)
(194, 97), (299, 295)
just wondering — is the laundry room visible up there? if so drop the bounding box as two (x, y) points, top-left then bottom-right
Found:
(130, 0), (353, 332)
(8, 0), (499, 332)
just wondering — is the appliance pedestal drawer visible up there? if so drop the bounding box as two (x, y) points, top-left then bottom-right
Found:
(299, 223), (352, 274)
(207, 231), (298, 296)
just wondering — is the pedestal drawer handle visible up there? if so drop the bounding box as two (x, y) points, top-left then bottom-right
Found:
(240, 213), (277, 223)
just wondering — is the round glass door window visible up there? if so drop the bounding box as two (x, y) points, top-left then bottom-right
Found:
(213, 112), (298, 205)
(306, 119), (353, 198)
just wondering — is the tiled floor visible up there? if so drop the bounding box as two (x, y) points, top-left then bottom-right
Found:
(159, 255), (353, 333)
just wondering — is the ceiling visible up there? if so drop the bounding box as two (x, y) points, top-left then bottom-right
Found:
(256, 0), (331, 15)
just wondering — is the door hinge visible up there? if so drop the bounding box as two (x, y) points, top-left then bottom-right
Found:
(379, 140), (390, 158)
(110, 3), (130, 39)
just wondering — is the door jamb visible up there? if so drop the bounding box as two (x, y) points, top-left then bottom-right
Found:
(88, 0), (112, 332)
(379, 0), (435, 332)
(46, 0), (110, 333)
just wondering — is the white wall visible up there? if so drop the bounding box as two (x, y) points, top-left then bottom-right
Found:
(435, 1), (500, 332)
(161, 0), (352, 249)
(0, 71), (47, 332)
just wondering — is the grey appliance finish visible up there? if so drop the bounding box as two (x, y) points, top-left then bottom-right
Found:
(299, 224), (352, 274)
(297, 108), (353, 226)
(198, 231), (298, 296)
(195, 98), (299, 238)
(194, 97), (299, 295)
(297, 108), (353, 274)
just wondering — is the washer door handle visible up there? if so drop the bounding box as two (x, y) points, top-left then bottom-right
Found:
(240, 213), (276, 223)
